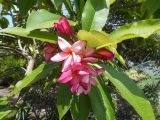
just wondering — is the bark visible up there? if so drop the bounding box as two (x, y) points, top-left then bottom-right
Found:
(25, 56), (35, 75)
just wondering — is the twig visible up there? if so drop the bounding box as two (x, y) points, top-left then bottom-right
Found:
(0, 45), (28, 59)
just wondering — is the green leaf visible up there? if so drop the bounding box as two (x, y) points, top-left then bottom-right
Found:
(141, 0), (160, 18)
(0, 27), (57, 43)
(74, 0), (85, 21)
(79, 20), (160, 49)
(17, 0), (37, 15)
(70, 95), (91, 120)
(51, 0), (63, 10)
(0, 17), (9, 29)
(77, 30), (117, 48)
(26, 9), (61, 31)
(137, 0), (146, 2)
(78, 20), (160, 49)
(65, 0), (73, 11)
(106, 46), (126, 67)
(109, 0), (116, 5)
(26, 9), (76, 31)
(108, 19), (160, 41)
(89, 79), (115, 120)
(10, 62), (56, 95)
(64, 0), (74, 17)
(103, 65), (155, 120)
(0, 107), (12, 120)
(82, 0), (109, 31)
(0, 97), (8, 105)
(57, 84), (73, 120)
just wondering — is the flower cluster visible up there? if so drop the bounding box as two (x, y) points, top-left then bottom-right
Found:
(51, 37), (105, 95)
(44, 17), (114, 95)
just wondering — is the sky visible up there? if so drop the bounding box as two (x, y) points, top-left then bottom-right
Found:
(0, 3), (13, 28)
(4, 15), (13, 27)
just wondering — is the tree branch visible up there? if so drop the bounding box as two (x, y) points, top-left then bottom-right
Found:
(25, 56), (35, 75)
(0, 45), (28, 59)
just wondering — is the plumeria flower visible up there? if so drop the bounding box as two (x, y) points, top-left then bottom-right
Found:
(50, 37), (105, 95)
(51, 37), (86, 72)
(58, 62), (105, 95)
(43, 43), (57, 61)
(54, 17), (71, 35)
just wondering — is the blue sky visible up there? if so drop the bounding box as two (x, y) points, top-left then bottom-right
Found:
(4, 15), (13, 27)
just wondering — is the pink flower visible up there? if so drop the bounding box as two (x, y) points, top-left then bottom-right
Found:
(44, 43), (57, 61)
(58, 62), (105, 95)
(81, 47), (99, 63)
(51, 37), (87, 72)
(54, 17), (71, 35)
(49, 36), (108, 95)
(95, 48), (115, 60)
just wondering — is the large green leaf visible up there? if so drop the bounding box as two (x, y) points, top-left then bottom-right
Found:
(89, 79), (115, 120)
(10, 62), (56, 95)
(77, 30), (117, 48)
(82, 0), (109, 31)
(70, 95), (91, 120)
(26, 9), (61, 31)
(17, 0), (37, 15)
(0, 27), (57, 43)
(103, 65), (155, 120)
(108, 19), (160, 41)
(78, 20), (160, 49)
(57, 84), (73, 120)
(26, 9), (76, 31)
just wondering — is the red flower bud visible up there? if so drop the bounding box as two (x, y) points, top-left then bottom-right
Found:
(96, 48), (115, 60)
(54, 17), (71, 35)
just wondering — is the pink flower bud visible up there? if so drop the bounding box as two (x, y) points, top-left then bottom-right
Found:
(96, 48), (115, 60)
(54, 17), (71, 35)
